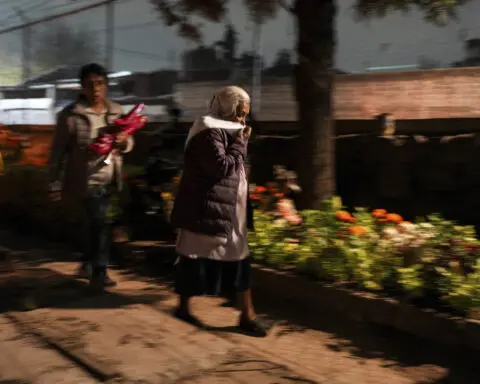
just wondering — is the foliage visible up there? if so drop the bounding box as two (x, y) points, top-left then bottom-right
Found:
(150, 0), (278, 41)
(151, 0), (470, 209)
(272, 49), (292, 68)
(354, 0), (470, 25)
(182, 46), (226, 72)
(248, 181), (480, 318)
(0, 166), (138, 245)
(453, 38), (480, 67)
(3, 162), (478, 318)
(215, 24), (239, 65)
(150, 0), (469, 44)
(0, 166), (84, 245)
(33, 22), (100, 69)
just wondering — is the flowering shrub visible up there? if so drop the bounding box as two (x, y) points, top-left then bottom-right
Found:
(149, 165), (479, 318)
(248, 192), (480, 318)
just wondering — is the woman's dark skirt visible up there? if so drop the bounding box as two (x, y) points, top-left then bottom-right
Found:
(175, 255), (252, 298)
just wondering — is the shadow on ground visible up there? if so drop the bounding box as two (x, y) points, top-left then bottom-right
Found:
(0, 381), (30, 384)
(0, 266), (168, 314)
(120, 244), (480, 384)
(176, 356), (318, 384)
(1, 228), (479, 384)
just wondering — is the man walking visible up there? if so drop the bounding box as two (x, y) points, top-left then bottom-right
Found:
(48, 63), (133, 289)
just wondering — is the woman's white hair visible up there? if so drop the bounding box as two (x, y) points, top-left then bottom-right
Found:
(208, 85), (250, 120)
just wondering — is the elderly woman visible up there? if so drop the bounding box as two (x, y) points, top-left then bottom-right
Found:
(170, 85), (266, 337)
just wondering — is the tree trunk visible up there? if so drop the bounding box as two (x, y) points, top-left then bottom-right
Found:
(294, 0), (336, 209)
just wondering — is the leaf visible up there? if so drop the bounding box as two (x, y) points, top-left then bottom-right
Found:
(151, 0), (278, 42)
(244, 0), (279, 24)
(353, 0), (470, 26)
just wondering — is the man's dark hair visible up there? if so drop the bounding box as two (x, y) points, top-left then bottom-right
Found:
(79, 63), (108, 86)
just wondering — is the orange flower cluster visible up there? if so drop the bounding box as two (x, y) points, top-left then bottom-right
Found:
(348, 225), (368, 236)
(255, 186), (267, 193)
(250, 185), (269, 201)
(249, 183), (286, 202)
(372, 209), (387, 218)
(335, 211), (356, 223)
(335, 208), (406, 237)
(372, 209), (403, 224)
(335, 212), (369, 237)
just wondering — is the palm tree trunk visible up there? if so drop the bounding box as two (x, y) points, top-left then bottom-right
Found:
(294, 0), (336, 209)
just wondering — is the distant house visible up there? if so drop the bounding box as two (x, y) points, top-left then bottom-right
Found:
(0, 66), (176, 125)
(119, 69), (178, 97)
(21, 66), (81, 88)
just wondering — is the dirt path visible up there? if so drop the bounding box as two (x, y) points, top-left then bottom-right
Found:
(0, 314), (95, 384)
(46, 261), (480, 384)
(1, 230), (479, 383)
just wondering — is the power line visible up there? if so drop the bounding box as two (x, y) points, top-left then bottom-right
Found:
(0, 0), (23, 6)
(103, 45), (168, 61)
(26, 0), (100, 18)
(19, 0), (61, 14)
(0, 0), (36, 25)
(90, 20), (159, 34)
(0, 0), (118, 36)
(106, 0), (114, 69)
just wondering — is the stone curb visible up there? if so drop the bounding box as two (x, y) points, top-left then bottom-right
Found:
(251, 265), (480, 352)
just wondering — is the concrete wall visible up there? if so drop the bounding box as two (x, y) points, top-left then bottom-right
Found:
(176, 67), (480, 121)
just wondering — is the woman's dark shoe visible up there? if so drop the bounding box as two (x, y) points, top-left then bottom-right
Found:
(238, 316), (268, 337)
(174, 308), (205, 328)
(75, 263), (92, 279)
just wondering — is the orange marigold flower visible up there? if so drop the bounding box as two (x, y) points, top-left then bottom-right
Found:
(250, 193), (261, 201)
(255, 185), (267, 194)
(386, 213), (403, 224)
(372, 209), (387, 218)
(348, 225), (368, 236)
(336, 211), (356, 223)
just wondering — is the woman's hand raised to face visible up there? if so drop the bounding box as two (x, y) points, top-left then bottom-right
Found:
(241, 126), (252, 142)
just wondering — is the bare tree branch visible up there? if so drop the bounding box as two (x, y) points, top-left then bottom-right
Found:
(277, 0), (294, 14)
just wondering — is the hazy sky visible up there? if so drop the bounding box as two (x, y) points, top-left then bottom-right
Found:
(0, 0), (478, 75)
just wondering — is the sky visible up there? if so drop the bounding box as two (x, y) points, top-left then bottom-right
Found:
(0, 0), (478, 79)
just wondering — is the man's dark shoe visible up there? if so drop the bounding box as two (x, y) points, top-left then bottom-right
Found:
(89, 268), (117, 290)
(238, 316), (268, 338)
(75, 263), (92, 279)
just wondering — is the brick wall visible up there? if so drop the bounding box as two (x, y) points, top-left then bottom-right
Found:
(176, 67), (480, 121)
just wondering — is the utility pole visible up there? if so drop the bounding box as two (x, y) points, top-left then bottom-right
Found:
(105, 0), (115, 70)
(14, 7), (31, 123)
(251, 19), (262, 116)
(14, 8), (31, 83)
